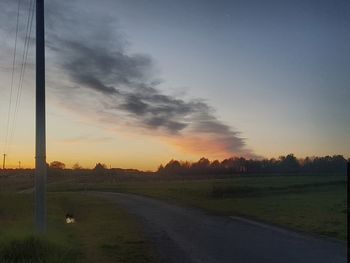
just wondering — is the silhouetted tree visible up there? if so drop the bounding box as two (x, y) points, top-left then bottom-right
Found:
(94, 163), (107, 170)
(49, 161), (65, 170)
(191, 158), (210, 174)
(72, 163), (82, 170)
(163, 160), (183, 175)
(93, 163), (107, 175)
(157, 164), (164, 174)
(158, 154), (347, 176)
(279, 154), (300, 173)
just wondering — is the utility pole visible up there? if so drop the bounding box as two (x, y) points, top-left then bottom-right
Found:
(18, 161), (21, 169)
(35, 0), (47, 233)
(2, 154), (6, 169)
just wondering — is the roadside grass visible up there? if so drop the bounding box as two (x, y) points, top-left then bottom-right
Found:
(0, 193), (156, 263)
(0, 236), (78, 263)
(0, 175), (33, 193)
(48, 174), (347, 240)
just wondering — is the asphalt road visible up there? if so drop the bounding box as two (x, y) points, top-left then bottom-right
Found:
(95, 192), (347, 263)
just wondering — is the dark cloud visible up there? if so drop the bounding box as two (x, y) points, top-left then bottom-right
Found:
(2, 0), (252, 156)
(58, 40), (153, 94)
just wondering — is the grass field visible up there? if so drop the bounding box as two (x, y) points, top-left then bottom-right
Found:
(0, 173), (347, 262)
(0, 192), (156, 262)
(48, 174), (348, 240)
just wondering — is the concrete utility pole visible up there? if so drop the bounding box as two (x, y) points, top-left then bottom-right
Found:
(35, 0), (47, 233)
(2, 154), (6, 169)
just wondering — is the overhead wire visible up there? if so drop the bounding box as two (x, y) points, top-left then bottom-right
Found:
(3, 0), (21, 155)
(8, 0), (35, 153)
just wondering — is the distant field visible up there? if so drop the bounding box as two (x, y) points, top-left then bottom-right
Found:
(48, 174), (348, 240)
(0, 192), (156, 262)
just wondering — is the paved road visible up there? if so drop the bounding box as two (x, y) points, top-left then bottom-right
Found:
(96, 192), (347, 263)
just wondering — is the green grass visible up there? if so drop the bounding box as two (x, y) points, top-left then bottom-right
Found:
(0, 193), (156, 263)
(0, 173), (346, 263)
(0, 175), (33, 193)
(48, 174), (347, 240)
(0, 236), (78, 263)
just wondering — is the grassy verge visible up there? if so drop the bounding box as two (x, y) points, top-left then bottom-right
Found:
(49, 174), (347, 240)
(0, 236), (78, 263)
(0, 193), (156, 263)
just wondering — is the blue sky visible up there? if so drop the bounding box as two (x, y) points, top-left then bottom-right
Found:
(112, 0), (350, 156)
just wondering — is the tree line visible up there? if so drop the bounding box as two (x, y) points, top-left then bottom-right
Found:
(2, 154), (347, 177)
(157, 154), (349, 176)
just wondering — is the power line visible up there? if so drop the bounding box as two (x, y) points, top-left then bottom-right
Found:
(3, 0), (21, 154)
(8, 0), (35, 152)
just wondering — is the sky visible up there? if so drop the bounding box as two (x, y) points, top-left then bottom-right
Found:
(0, 0), (349, 170)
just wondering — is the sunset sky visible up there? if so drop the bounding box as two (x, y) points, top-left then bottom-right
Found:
(0, 0), (349, 170)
